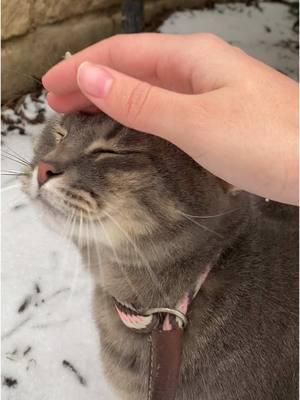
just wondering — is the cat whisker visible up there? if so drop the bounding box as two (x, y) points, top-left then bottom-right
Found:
(3, 144), (31, 165)
(95, 216), (142, 304)
(1, 172), (29, 176)
(1, 176), (19, 185)
(177, 208), (240, 219)
(49, 210), (81, 400)
(179, 213), (224, 239)
(102, 209), (170, 305)
(85, 212), (91, 275)
(87, 188), (130, 365)
(86, 213), (100, 279)
(1, 152), (30, 167)
(89, 218), (111, 311)
(57, 211), (77, 287)
(1, 169), (28, 174)
(1, 183), (21, 192)
(90, 218), (104, 280)
(66, 210), (83, 311)
(2, 69), (42, 85)
(21, 74), (42, 85)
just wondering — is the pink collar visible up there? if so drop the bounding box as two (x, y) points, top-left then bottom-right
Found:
(114, 264), (211, 333)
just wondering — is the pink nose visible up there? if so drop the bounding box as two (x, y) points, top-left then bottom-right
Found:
(37, 161), (59, 186)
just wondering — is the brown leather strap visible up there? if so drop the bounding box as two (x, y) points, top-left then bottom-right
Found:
(148, 329), (183, 400)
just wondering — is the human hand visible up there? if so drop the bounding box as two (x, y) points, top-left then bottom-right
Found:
(42, 33), (299, 205)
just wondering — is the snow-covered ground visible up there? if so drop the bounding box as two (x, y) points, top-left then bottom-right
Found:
(159, 2), (298, 80)
(1, 3), (298, 399)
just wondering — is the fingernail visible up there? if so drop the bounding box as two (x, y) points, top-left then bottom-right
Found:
(77, 62), (113, 98)
(41, 75), (50, 91)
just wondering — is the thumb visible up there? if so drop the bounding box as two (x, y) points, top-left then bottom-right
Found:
(77, 61), (206, 146)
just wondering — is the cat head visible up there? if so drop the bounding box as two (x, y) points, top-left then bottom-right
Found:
(22, 112), (243, 246)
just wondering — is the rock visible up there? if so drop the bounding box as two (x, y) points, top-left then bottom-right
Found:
(33, 0), (121, 26)
(2, 14), (114, 102)
(2, 0), (31, 40)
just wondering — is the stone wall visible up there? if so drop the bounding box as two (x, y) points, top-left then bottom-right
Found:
(2, 0), (206, 102)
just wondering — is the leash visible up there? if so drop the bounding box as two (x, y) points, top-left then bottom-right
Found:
(114, 265), (211, 400)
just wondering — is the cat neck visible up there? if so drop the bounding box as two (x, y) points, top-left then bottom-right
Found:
(78, 213), (249, 310)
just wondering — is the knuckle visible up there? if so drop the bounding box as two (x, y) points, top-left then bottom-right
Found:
(112, 33), (122, 41)
(109, 34), (124, 45)
(199, 33), (223, 46)
(190, 33), (228, 54)
(125, 81), (152, 125)
(232, 45), (247, 58)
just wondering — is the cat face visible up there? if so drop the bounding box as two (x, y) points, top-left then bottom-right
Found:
(21, 112), (236, 244)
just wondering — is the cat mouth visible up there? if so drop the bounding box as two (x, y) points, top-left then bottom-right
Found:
(37, 192), (103, 225)
(22, 168), (111, 240)
(36, 191), (113, 244)
(21, 168), (91, 221)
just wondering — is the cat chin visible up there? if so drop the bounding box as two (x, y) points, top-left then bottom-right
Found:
(34, 199), (122, 247)
(34, 202), (80, 241)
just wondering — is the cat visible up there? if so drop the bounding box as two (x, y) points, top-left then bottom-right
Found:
(21, 111), (298, 400)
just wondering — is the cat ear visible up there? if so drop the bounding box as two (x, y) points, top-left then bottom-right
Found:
(217, 178), (242, 196)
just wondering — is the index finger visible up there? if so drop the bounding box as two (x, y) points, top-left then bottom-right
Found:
(43, 33), (194, 94)
(42, 33), (232, 96)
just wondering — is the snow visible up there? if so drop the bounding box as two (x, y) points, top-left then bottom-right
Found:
(1, 3), (298, 399)
(159, 2), (298, 80)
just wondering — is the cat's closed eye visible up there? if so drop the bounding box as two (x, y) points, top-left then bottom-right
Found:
(87, 147), (140, 159)
(89, 148), (123, 156)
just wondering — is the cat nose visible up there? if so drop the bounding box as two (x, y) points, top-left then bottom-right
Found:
(37, 161), (62, 186)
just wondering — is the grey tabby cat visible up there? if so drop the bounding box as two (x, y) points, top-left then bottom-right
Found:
(22, 112), (298, 400)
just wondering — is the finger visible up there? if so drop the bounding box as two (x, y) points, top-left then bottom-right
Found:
(76, 62), (212, 151)
(43, 34), (187, 94)
(81, 105), (100, 114)
(43, 34), (196, 94)
(43, 33), (233, 96)
(47, 92), (92, 113)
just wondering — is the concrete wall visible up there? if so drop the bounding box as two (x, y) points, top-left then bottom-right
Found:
(2, 0), (206, 102)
